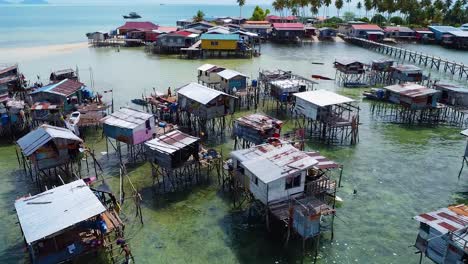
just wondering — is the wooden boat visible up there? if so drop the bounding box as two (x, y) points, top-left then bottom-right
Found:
(363, 88), (385, 100)
(311, 74), (334, 80)
(131, 98), (148, 106)
(123, 12), (141, 19)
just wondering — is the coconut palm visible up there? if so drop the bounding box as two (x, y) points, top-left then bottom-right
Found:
(357, 1), (362, 17)
(335, 0), (344, 17)
(323, 0), (332, 18)
(364, 0), (372, 17)
(237, 0), (246, 24)
(193, 10), (205, 22)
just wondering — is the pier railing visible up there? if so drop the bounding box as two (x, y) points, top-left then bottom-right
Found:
(346, 37), (468, 81)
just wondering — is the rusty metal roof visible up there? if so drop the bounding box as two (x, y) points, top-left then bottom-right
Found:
(306, 151), (340, 170)
(145, 129), (199, 154)
(235, 113), (283, 131)
(384, 83), (439, 98)
(414, 204), (468, 234)
(31, 79), (85, 97)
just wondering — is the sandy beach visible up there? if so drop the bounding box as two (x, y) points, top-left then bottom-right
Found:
(0, 42), (89, 61)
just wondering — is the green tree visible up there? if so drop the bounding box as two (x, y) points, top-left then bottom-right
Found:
(237, 0), (246, 24)
(364, 0), (372, 17)
(193, 10), (205, 22)
(335, 0), (344, 17)
(343, 11), (356, 20)
(371, 13), (386, 25)
(251, 6), (270, 21)
(389, 16), (404, 24)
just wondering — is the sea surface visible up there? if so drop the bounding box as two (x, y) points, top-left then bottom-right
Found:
(0, 4), (468, 264)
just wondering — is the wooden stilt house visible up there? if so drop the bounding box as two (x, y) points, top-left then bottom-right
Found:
(15, 179), (125, 264)
(233, 113), (283, 148)
(294, 90), (359, 145)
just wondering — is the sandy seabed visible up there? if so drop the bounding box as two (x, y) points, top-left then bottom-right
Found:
(0, 42), (89, 61)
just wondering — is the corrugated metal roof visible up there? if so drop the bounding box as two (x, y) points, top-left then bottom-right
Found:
(270, 79), (303, 89)
(177, 82), (233, 105)
(391, 64), (422, 72)
(17, 124), (82, 156)
(272, 23), (304, 30)
(0, 75), (18, 85)
(448, 30), (468, 37)
(52, 68), (74, 76)
(15, 179), (106, 244)
(384, 26), (414, 33)
(0, 65), (17, 75)
(334, 59), (365, 66)
(351, 24), (383, 31)
(434, 83), (468, 93)
(31, 79), (85, 97)
(200, 34), (239, 40)
(385, 83), (439, 98)
(306, 152), (340, 170)
(294, 90), (354, 107)
(207, 26), (231, 34)
(217, 69), (247, 80)
(236, 113), (283, 131)
(118, 21), (159, 31)
(197, 64), (216, 72)
(414, 204), (468, 234)
(232, 143), (318, 183)
(429, 25), (461, 33)
(461, 129), (468, 137)
(31, 102), (59, 110)
(145, 129), (199, 154)
(101, 107), (153, 129)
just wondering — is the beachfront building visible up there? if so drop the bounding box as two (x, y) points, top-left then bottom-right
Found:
(241, 21), (272, 38)
(151, 30), (200, 54)
(177, 82), (236, 137)
(145, 130), (204, 192)
(349, 24), (384, 41)
(15, 179), (125, 264)
(177, 19), (193, 28)
(434, 83), (468, 107)
(206, 25), (232, 35)
(428, 25), (461, 41)
(101, 107), (156, 163)
(229, 142), (337, 246)
(200, 33), (253, 58)
(334, 59), (367, 87)
(0, 64), (24, 95)
(413, 204), (468, 264)
(117, 21), (159, 36)
(271, 23), (305, 43)
(217, 69), (248, 94)
(441, 31), (468, 50)
(16, 124), (83, 185)
(294, 90), (359, 145)
(197, 64), (226, 87)
(384, 26), (415, 39)
(185, 21), (214, 32)
(49, 68), (79, 82)
(259, 69), (316, 114)
(233, 113), (283, 149)
(414, 28), (436, 43)
(390, 64), (424, 83)
(267, 15), (298, 23)
(318, 27), (337, 40)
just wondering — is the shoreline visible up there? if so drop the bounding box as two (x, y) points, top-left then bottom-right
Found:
(0, 42), (89, 61)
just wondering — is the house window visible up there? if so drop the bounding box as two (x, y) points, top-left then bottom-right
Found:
(177, 38), (182, 43)
(211, 41), (219, 46)
(252, 176), (258, 185)
(285, 175), (301, 190)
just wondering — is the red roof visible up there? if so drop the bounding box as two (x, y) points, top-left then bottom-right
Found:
(174, 30), (193, 37)
(118, 22), (159, 31)
(267, 15), (297, 21)
(351, 24), (383, 31)
(272, 23), (304, 30)
(157, 26), (178, 33)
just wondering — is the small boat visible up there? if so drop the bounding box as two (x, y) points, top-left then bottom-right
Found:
(343, 82), (369, 88)
(363, 88), (385, 100)
(311, 74), (334, 80)
(311, 62), (324, 65)
(123, 12), (141, 19)
(131, 98), (148, 106)
(66, 111), (81, 136)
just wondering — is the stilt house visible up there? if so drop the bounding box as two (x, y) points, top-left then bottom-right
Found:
(233, 113), (283, 146)
(101, 107), (156, 145)
(15, 179), (124, 264)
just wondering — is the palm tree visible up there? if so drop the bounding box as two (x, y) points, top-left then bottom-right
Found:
(193, 10), (205, 22)
(364, 0), (372, 17)
(237, 0), (246, 24)
(357, 1), (362, 17)
(323, 0), (332, 18)
(335, 0), (344, 17)
(346, 0), (352, 13)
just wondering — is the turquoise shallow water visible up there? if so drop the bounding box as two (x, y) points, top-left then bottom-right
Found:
(0, 41), (466, 264)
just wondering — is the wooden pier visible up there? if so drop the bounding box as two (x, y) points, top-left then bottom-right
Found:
(346, 37), (468, 81)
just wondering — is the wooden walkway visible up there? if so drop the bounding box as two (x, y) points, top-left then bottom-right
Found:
(345, 37), (468, 81)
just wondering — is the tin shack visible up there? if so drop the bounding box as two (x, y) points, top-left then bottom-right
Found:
(30, 79), (86, 113)
(15, 179), (125, 264)
(16, 124), (83, 171)
(145, 129), (199, 169)
(434, 83), (468, 107)
(390, 64), (424, 83)
(177, 82), (236, 119)
(197, 64), (226, 86)
(413, 204), (467, 264)
(233, 113), (283, 147)
(101, 107), (156, 145)
(217, 69), (248, 93)
(383, 83), (440, 109)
